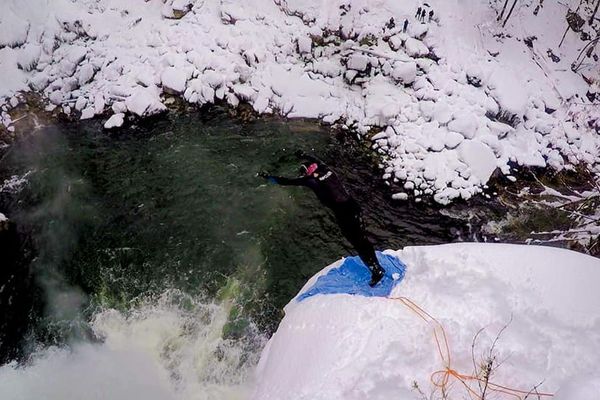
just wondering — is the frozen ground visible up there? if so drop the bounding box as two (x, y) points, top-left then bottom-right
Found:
(0, 0), (599, 204)
(253, 243), (600, 400)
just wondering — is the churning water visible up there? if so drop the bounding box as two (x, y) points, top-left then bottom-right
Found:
(0, 108), (463, 399)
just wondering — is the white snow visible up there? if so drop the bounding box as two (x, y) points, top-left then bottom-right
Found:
(0, 0), (598, 204)
(253, 243), (600, 400)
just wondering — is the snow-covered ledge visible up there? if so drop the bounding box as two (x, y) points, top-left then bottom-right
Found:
(252, 243), (600, 400)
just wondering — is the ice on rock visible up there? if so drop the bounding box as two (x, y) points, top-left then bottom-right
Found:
(104, 113), (125, 129)
(458, 140), (497, 184)
(161, 67), (188, 93)
(404, 38), (429, 57)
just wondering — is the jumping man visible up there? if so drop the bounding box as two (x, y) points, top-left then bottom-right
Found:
(259, 152), (386, 287)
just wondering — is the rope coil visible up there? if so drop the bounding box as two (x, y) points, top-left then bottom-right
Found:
(387, 296), (554, 400)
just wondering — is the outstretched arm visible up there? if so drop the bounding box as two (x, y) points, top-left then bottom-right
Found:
(258, 171), (308, 186)
(269, 176), (309, 186)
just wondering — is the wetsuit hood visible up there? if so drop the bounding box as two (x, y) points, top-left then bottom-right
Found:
(299, 162), (319, 176)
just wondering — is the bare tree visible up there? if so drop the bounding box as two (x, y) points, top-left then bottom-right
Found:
(497, 0), (510, 21)
(502, 0), (519, 27)
(590, 0), (600, 25)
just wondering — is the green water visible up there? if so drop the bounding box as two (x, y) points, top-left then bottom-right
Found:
(0, 108), (461, 361)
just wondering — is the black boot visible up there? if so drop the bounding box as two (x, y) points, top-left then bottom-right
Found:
(368, 265), (385, 287)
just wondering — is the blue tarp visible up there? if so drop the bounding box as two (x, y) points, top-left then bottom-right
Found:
(297, 252), (407, 301)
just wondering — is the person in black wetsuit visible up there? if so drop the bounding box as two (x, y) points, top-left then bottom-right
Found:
(259, 152), (386, 287)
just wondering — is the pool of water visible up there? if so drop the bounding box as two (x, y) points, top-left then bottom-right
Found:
(0, 107), (464, 366)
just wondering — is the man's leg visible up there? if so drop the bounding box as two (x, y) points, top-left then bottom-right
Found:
(336, 208), (385, 286)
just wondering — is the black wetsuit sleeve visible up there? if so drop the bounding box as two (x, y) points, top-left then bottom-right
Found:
(269, 175), (309, 186)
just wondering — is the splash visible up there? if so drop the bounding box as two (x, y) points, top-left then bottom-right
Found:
(0, 290), (265, 400)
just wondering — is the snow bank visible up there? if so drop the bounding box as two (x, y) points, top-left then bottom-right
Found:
(0, 0), (599, 204)
(253, 243), (600, 400)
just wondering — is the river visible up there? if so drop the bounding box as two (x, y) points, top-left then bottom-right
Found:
(0, 107), (466, 399)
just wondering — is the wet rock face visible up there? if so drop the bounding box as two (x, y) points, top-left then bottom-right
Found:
(0, 219), (41, 364)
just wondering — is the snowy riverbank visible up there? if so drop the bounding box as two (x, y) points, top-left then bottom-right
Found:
(253, 243), (600, 400)
(1, 0), (599, 204)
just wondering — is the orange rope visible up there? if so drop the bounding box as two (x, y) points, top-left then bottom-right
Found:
(387, 296), (554, 400)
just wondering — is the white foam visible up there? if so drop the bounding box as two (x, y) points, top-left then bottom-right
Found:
(0, 291), (264, 400)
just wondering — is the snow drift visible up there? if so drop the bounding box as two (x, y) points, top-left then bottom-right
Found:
(253, 243), (600, 400)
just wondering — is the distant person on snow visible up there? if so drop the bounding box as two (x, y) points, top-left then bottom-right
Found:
(258, 151), (386, 287)
(415, 7), (422, 19)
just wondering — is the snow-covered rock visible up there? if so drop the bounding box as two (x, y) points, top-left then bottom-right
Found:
(0, 0), (597, 205)
(346, 54), (370, 72)
(78, 64), (95, 86)
(253, 244), (600, 400)
(125, 88), (166, 117)
(161, 67), (188, 94)
(103, 113), (125, 129)
(458, 140), (497, 185)
(404, 38), (429, 57)
(297, 35), (312, 55)
(390, 61), (416, 84)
